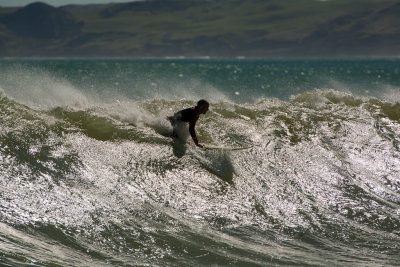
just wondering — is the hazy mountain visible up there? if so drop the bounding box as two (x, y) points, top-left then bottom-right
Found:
(1, 2), (82, 39)
(0, 0), (399, 57)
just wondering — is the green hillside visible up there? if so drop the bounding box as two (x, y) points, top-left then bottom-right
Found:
(0, 0), (399, 57)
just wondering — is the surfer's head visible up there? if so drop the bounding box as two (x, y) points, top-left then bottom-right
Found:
(197, 99), (209, 114)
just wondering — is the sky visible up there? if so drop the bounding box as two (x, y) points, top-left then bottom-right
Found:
(0, 0), (139, 7)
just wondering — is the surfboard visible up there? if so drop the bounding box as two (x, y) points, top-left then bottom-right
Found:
(202, 144), (253, 151)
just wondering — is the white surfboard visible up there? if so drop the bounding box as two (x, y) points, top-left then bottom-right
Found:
(202, 144), (253, 151)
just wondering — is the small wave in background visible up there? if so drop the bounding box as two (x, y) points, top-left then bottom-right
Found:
(1, 59), (400, 266)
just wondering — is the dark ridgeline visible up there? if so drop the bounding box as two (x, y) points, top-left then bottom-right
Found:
(300, 2), (400, 56)
(100, 0), (200, 17)
(1, 2), (82, 39)
(0, 0), (399, 57)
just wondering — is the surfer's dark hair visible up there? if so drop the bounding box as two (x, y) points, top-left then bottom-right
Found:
(197, 99), (209, 107)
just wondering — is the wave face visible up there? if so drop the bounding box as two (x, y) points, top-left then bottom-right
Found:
(1, 59), (400, 266)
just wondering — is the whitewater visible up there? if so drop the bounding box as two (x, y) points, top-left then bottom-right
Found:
(0, 58), (400, 266)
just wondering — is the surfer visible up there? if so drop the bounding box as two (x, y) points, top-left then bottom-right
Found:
(168, 99), (209, 148)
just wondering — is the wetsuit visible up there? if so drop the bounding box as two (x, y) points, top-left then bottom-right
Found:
(177, 107), (198, 122)
(168, 107), (200, 145)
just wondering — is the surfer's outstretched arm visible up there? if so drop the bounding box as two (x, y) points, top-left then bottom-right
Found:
(189, 120), (203, 148)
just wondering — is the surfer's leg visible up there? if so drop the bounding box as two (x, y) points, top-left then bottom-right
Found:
(171, 128), (178, 138)
(172, 121), (189, 141)
(167, 116), (178, 138)
(167, 116), (179, 138)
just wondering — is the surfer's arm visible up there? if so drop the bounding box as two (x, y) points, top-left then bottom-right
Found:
(189, 120), (203, 148)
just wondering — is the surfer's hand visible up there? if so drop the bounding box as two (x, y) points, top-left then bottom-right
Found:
(196, 143), (204, 148)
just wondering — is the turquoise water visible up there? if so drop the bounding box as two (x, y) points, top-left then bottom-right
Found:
(2, 58), (400, 102)
(1, 58), (400, 266)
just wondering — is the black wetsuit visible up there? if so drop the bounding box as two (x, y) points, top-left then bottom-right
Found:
(176, 107), (197, 122)
(168, 107), (200, 144)
(169, 107), (198, 124)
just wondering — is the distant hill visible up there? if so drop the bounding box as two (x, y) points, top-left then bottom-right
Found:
(0, 0), (399, 57)
(1, 2), (82, 39)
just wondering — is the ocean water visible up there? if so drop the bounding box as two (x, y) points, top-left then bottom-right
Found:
(0, 58), (400, 266)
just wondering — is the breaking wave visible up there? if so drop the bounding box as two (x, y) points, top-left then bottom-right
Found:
(1, 86), (400, 266)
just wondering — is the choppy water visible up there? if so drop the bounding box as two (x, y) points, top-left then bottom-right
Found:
(1, 58), (400, 266)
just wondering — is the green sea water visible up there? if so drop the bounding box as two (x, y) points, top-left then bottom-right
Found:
(2, 58), (400, 103)
(1, 58), (400, 266)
